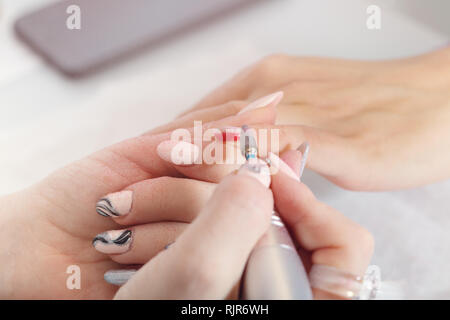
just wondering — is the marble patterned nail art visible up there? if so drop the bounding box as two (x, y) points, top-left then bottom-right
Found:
(92, 229), (132, 254)
(96, 190), (133, 217)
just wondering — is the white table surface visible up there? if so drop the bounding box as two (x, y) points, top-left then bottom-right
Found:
(0, 0), (449, 299)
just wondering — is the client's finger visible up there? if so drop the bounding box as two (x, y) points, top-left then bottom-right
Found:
(250, 124), (365, 190)
(95, 177), (215, 225)
(92, 222), (187, 264)
(156, 138), (246, 183)
(114, 162), (273, 299)
(153, 93), (283, 183)
(144, 91), (281, 136)
(147, 100), (247, 135)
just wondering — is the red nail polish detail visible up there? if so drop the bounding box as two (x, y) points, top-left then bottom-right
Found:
(215, 127), (241, 142)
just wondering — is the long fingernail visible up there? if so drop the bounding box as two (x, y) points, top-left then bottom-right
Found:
(297, 142), (310, 180)
(92, 229), (132, 254)
(237, 160), (271, 188)
(237, 91), (283, 115)
(267, 152), (299, 181)
(104, 269), (136, 286)
(157, 140), (200, 165)
(96, 190), (133, 217)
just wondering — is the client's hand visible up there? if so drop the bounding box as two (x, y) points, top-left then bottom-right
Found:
(112, 152), (373, 299)
(0, 98), (276, 299)
(180, 47), (450, 190)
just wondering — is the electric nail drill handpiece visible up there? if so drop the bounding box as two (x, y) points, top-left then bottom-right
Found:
(240, 127), (313, 300)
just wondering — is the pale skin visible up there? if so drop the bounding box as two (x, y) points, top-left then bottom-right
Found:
(181, 47), (450, 191)
(0, 95), (372, 299)
(115, 154), (373, 299)
(4, 47), (447, 299)
(0, 101), (276, 299)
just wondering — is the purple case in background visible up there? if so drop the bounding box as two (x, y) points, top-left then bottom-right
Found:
(15, 0), (262, 78)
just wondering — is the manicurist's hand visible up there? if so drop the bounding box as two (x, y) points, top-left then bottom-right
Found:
(0, 96), (277, 299)
(112, 149), (374, 300)
(181, 47), (450, 190)
(272, 150), (374, 299)
(114, 162), (274, 299)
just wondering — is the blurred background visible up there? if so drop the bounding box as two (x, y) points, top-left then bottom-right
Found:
(0, 0), (449, 298)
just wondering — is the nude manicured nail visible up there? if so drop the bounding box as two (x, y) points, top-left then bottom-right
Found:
(237, 91), (284, 115)
(157, 140), (200, 165)
(92, 229), (132, 254)
(96, 190), (133, 217)
(268, 152), (299, 181)
(104, 269), (137, 286)
(297, 142), (310, 180)
(237, 160), (271, 188)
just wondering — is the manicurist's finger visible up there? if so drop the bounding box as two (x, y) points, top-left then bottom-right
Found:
(114, 161), (273, 299)
(95, 176), (215, 224)
(271, 167), (374, 276)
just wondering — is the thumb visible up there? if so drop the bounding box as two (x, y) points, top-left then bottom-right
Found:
(114, 161), (273, 299)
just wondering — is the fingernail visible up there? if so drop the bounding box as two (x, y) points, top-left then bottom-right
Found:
(92, 229), (132, 254)
(157, 140), (200, 165)
(237, 91), (283, 115)
(214, 126), (241, 142)
(96, 190), (133, 217)
(104, 269), (136, 286)
(237, 160), (271, 188)
(297, 142), (310, 180)
(267, 152), (299, 181)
